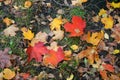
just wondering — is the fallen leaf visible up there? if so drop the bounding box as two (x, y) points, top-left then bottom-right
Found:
(26, 42), (48, 62)
(71, 0), (88, 5)
(3, 24), (19, 36)
(47, 41), (58, 51)
(70, 44), (78, 50)
(101, 16), (114, 29)
(0, 48), (11, 69)
(102, 63), (114, 72)
(52, 30), (64, 40)
(113, 49), (120, 54)
(98, 9), (107, 17)
(43, 47), (65, 68)
(3, 17), (14, 26)
(30, 32), (48, 46)
(78, 47), (99, 65)
(111, 26), (120, 43)
(82, 31), (104, 45)
(3, 68), (15, 80)
(21, 27), (34, 40)
(20, 73), (30, 79)
(66, 74), (74, 80)
(49, 16), (63, 30)
(109, 2), (120, 8)
(0, 72), (3, 80)
(24, 0), (32, 8)
(64, 50), (72, 60)
(99, 70), (109, 80)
(64, 16), (86, 37)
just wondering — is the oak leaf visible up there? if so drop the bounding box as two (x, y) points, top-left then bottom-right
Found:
(43, 47), (65, 68)
(64, 16), (86, 37)
(21, 27), (34, 40)
(26, 42), (48, 62)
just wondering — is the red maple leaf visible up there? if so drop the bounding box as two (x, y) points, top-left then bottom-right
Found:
(43, 47), (65, 67)
(64, 16), (86, 37)
(26, 42), (48, 62)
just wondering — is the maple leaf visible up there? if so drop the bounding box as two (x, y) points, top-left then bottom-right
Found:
(26, 42), (48, 62)
(101, 16), (114, 29)
(3, 68), (15, 80)
(43, 47), (65, 68)
(98, 9), (107, 16)
(21, 27), (34, 40)
(82, 31), (104, 45)
(64, 16), (86, 37)
(3, 24), (19, 36)
(0, 48), (12, 69)
(49, 16), (63, 30)
(52, 30), (64, 40)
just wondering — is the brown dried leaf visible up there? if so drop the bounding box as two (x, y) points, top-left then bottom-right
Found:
(3, 24), (19, 36)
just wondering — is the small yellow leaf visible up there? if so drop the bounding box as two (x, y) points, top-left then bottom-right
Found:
(101, 16), (114, 29)
(3, 17), (14, 26)
(21, 27), (34, 40)
(64, 50), (72, 60)
(66, 74), (74, 80)
(70, 45), (78, 50)
(49, 16), (63, 30)
(98, 9), (107, 16)
(24, 0), (32, 8)
(3, 68), (15, 80)
(110, 2), (120, 8)
(113, 49), (120, 54)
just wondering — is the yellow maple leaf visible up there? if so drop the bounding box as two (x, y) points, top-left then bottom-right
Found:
(21, 27), (34, 40)
(3, 17), (14, 26)
(24, 0), (32, 8)
(98, 9), (107, 16)
(110, 2), (120, 8)
(83, 31), (104, 45)
(101, 16), (114, 29)
(3, 68), (15, 80)
(49, 16), (63, 30)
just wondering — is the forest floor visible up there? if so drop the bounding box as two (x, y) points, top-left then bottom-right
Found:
(0, 0), (120, 80)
